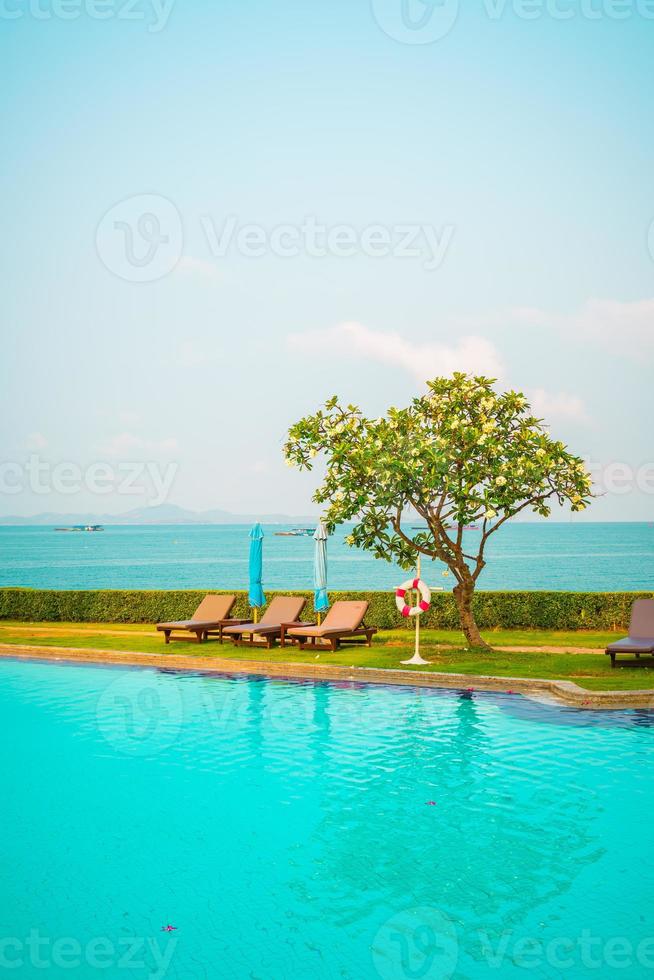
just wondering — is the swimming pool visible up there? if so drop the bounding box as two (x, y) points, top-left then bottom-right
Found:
(1, 659), (653, 979)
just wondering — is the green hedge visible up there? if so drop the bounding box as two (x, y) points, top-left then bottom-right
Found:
(0, 588), (650, 631)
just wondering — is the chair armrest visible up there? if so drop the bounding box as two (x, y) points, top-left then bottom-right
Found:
(280, 621), (317, 645)
(221, 618), (250, 626)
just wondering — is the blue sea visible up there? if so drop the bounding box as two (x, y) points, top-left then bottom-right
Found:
(1, 658), (653, 978)
(0, 522), (653, 591)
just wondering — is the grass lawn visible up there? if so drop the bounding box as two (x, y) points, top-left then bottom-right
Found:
(1, 620), (653, 691)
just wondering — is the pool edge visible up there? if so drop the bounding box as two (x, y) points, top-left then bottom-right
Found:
(0, 642), (651, 710)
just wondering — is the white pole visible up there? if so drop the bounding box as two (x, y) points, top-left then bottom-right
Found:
(415, 555), (421, 659)
(401, 554), (430, 666)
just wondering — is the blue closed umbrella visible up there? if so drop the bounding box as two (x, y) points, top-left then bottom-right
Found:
(248, 523), (266, 616)
(313, 522), (329, 617)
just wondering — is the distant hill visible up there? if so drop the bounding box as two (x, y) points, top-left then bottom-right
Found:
(0, 503), (318, 526)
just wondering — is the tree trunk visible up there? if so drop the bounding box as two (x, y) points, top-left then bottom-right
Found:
(453, 582), (489, 650)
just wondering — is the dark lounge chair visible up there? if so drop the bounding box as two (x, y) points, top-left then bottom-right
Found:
(282, 600), (377, 653)
(156, 594), (240, 644)
(222, 596), (307, 649)
(605, 599), (654, 667)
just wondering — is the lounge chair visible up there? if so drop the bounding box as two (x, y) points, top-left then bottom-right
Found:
(282, 600), (377, 652)
(605, 599), (654, 667)
(157, 594), (241, 644)
(222, 596), (307, 649)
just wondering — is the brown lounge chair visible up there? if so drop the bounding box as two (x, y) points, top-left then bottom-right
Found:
(221, 596), (307, 649)
(157, 594), (242, 644)
(605, 599), (654, 667)
(282, 600), (377, 652)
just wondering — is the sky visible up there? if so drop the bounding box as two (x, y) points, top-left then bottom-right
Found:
(1, 0), (654, 521)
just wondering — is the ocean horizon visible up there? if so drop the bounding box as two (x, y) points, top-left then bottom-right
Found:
(1, 522), (652, 593)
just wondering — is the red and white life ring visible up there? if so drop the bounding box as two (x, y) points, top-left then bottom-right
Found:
(395, 578), (431, 618)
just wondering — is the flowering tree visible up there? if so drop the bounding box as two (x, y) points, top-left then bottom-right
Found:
(284, 374), (592, 649)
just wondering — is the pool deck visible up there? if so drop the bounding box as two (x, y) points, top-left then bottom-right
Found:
(1, 642), (653, 710)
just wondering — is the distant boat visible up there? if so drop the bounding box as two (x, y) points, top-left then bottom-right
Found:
(274, 528), (315, 537)
(54, 525), (104, 532)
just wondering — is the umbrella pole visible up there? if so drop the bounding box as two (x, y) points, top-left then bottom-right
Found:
(254, 608), (258, 624)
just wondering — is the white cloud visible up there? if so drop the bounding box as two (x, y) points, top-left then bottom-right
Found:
(288, 320), (589, 425)
(563, 297), (654, 350)
(288, 321), (504, 382)
(26, 432), (47, 450)
(529, 388), (588, 423)
(484, 297), (654, 353)
(98, 432), (178, 457)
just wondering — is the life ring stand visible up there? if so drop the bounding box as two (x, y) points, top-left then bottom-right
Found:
(395, 578), (431, 618)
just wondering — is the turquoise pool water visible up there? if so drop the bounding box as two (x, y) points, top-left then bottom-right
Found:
(1, 659), (653, 979)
